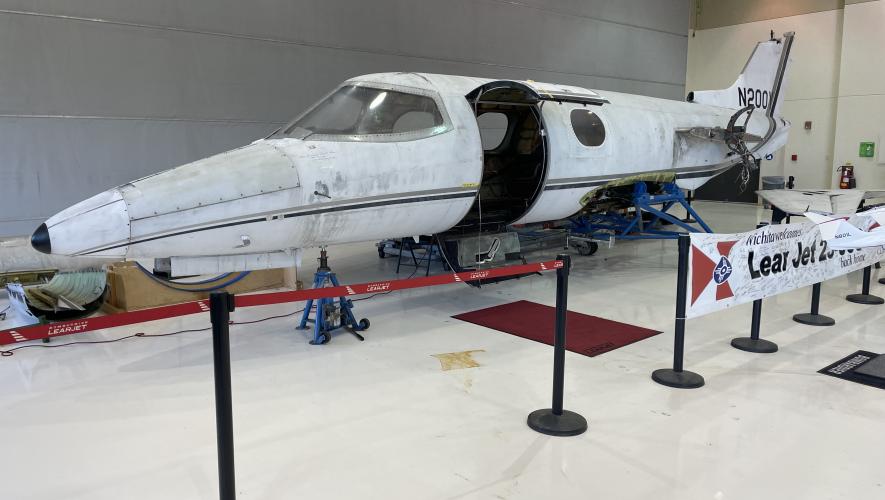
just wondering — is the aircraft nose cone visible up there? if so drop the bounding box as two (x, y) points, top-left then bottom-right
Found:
(31, 223), (52, 254)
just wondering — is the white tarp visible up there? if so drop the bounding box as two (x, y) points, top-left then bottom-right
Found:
(687, 222), (885, 318)
(4, 283), (40, 327)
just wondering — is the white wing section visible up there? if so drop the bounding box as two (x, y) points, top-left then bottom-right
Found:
(759, 189), (885, 215)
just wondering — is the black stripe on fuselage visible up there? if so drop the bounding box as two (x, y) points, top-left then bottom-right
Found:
(81, 191), (477, 255)
(82, 167), (729, 255)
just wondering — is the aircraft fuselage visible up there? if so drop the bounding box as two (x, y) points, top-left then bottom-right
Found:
(32, 72), (790, 261)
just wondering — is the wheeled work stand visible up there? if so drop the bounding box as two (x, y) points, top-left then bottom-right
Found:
(297, 248), (370, 345)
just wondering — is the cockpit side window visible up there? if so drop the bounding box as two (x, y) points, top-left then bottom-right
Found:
(282, 85), (450, 141)
(570, 109), (606, 147)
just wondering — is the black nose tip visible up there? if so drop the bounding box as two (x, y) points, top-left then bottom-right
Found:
(31, 223), (52, 254)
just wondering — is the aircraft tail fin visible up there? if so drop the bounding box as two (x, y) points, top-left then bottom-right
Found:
(689, 31), (794, 117)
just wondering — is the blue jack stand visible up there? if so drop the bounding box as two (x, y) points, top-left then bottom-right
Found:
(297, 248), (370, 345)
(571, 182), (712, 241)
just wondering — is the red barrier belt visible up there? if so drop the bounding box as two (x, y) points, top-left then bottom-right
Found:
(0, 259), (562, 346)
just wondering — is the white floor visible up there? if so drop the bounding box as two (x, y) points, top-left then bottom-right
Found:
(2, 202), (884, 500)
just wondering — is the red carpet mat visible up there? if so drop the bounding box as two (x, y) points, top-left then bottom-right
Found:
(453, 300), (661, 357)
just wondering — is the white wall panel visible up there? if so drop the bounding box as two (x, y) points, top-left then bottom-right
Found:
(0, 118), (275, 236)
(0, 0), (689, 236)
(832, 0), (885, 188)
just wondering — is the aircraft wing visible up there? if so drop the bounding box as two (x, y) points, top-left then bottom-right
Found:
(757, 189), (885, 215)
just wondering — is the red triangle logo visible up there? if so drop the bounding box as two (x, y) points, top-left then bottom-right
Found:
(691, 244), (716, 306)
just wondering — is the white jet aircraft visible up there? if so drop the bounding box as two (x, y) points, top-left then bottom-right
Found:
(31, 33), (796, 274)
(805, 208), (885, 250)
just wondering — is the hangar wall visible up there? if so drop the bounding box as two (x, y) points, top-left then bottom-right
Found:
(686, 0), (885, 191)
(0, 0), (690, 237)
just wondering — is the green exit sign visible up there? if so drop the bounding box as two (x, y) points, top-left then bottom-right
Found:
(860, 142), (875, 157)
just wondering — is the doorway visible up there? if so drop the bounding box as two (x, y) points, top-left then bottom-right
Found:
(453, 83), (549, 233)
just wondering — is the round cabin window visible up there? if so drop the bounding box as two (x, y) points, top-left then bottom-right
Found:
(570, 109), (606, 147)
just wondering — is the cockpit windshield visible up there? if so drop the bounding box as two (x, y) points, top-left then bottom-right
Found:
(279, 85), (449, 141)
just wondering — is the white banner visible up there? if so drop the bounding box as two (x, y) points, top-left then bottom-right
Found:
(687, 222), (885, 318)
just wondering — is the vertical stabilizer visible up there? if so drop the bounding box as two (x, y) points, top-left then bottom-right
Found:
(689, 32), (794, 117)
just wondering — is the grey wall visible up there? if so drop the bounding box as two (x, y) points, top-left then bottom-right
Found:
(0, 0), (689, 237)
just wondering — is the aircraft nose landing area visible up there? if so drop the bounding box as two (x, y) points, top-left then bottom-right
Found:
(30, 223), (51, 254)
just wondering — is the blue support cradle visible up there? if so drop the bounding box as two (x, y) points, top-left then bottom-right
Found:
(571, 182), (712, 241)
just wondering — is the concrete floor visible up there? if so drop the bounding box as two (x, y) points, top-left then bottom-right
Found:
(1, 201), (884, 500)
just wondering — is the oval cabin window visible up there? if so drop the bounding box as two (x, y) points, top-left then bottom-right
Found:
(570, 109), (606, 147)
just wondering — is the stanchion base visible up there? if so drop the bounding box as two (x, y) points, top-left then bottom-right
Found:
(792, 313), (835, 326)
(527, 409), (588, 437)
(845, 293), (884, 305)
(731, 337), (778, 353)
(651, 369), (704, 389)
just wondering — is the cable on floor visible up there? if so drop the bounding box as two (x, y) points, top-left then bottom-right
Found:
(0, 256), (426, 357)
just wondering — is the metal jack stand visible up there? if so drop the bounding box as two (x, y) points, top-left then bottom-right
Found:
(297, 248), (370, 345)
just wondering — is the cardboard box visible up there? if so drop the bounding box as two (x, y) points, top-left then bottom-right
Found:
(103, 262), (299, 313)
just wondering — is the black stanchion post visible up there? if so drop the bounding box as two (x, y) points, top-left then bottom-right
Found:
(793, 282), (835, 326)
(651, 234), (704, 388)
(682, 190), (697, 224)
(210, 291), (237, 500)
(846, 266), (884, 305)
(527, 254), (588, 436)
(731, 223), (778, 353)
(731, 298), (777, 353)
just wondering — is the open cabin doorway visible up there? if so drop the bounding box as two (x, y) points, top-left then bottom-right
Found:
(451, 82), (549, 233)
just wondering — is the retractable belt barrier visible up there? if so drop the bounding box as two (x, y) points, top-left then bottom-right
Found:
(0, 260), (563, 347)
(203, 255), (583, 500)
(653, 228), (884, 389)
